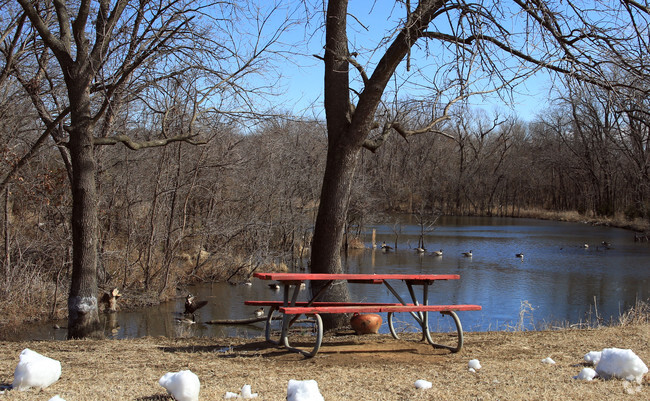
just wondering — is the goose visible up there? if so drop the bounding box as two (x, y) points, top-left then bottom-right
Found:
(159, 370), (200, 401)
(100, 287), (121, 313)
(184, 294), (208, 315)
(462, 250), (473, 257)
(432, 249), (443, 256)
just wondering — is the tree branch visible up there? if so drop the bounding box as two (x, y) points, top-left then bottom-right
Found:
(93, 134), (207, 150)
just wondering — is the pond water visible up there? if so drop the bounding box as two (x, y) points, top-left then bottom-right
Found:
(9, 216), (650, 341)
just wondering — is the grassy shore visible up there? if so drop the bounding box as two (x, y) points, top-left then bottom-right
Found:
(0, 320), (648, 400)
(511, 208), (649, 233)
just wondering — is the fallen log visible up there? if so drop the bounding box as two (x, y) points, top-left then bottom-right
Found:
(205, 316), (268, 325)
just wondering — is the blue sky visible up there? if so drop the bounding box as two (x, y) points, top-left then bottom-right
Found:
(264, 2), (556, 123)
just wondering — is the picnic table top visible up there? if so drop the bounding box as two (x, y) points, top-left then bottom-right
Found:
(252, 272), (460, 282)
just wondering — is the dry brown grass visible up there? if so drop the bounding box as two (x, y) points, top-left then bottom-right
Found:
(513, 208), (650, 232)
(0, 323), (648, 401)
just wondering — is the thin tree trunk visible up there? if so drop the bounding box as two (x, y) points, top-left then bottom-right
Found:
(3, 185), (10, 285)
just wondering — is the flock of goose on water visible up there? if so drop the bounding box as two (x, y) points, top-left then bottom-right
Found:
(172, 240), (614, 324)
(379, 240), (615, 261)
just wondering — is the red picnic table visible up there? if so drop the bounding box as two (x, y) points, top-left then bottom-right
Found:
(245, 272), (481, 357)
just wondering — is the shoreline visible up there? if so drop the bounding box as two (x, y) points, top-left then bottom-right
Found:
(1, 210), (647, 334)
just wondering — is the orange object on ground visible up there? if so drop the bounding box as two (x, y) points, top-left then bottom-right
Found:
(350, 313), (382, 334)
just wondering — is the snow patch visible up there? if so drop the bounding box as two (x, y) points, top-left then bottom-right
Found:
(159, 370), (200, 401)
(468, 359), (481, 370)
(287, 379), (324, 401)
(574, 368), (597, 381)
(595, 348), (648, 382)
(414, 379), (432, 389)
(12, 349), (62, 391)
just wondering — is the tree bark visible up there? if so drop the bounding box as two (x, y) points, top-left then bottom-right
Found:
(66, 81), (102, 339)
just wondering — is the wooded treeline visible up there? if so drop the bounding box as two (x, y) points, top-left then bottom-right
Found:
(2, 76), (649, 323)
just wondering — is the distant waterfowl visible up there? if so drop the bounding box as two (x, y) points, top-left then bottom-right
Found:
(415, 247), (426, 253)
(254, 308), (264, 318)
(184, 294), (208, 315)
(268, 283), (280, 290)
(100, 287), (121, 313)
(432, 249), (443, 256)
(381, 242), (393, 251)
(601, 241), (611, 249)
(516, 253), (524, 259)
(462, 250), (473, 257)
(583, 244), (589, 249)
(242, 280), (253, 286)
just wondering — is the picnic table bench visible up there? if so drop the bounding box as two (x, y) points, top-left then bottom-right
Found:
(245, 273), (481, 357)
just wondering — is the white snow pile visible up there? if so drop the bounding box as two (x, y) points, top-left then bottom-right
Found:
(468, 359), (481, 373)
(574, 368), (597, 381)
(287, 379), (324, 401)
(595, 348), (648, 382)
(541, 357), (556, 365)
(224, 384), (258, 399)
(583, 351), (602, 366)
(159, 370), (200, 401)
(12, 348), (62, 391)
(414, 379), (432, 389)
(576, 348), (648, 383)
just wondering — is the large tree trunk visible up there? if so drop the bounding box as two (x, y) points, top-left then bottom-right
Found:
(308, 0), (355, 330)
(310, 143), (359, 328)
(67, 83), (102, 339)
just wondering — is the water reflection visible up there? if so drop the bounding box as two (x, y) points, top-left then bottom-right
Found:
(8, 216), (649, 340)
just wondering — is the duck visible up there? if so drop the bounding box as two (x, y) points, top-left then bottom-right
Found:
(184, 294), (208, 315)
(12, 348), (61, 391)
(583, 244), (589, 249)
(253, 308), (264, 318)
(159, 370), (200, 401)
(100, 287), (122, 313)
(415, 247), (426, 253)
(601, 241), (611, 249)
(381, 241), (393, 251)
(268, 283), (280, 290)
(432, 249), (443, 256)
(462, 250), (473, 257)
(515, 253), (524, 259)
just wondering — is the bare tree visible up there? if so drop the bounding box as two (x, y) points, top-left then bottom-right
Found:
(13, 0), (293, 338)
(311, 0), (650, 329)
